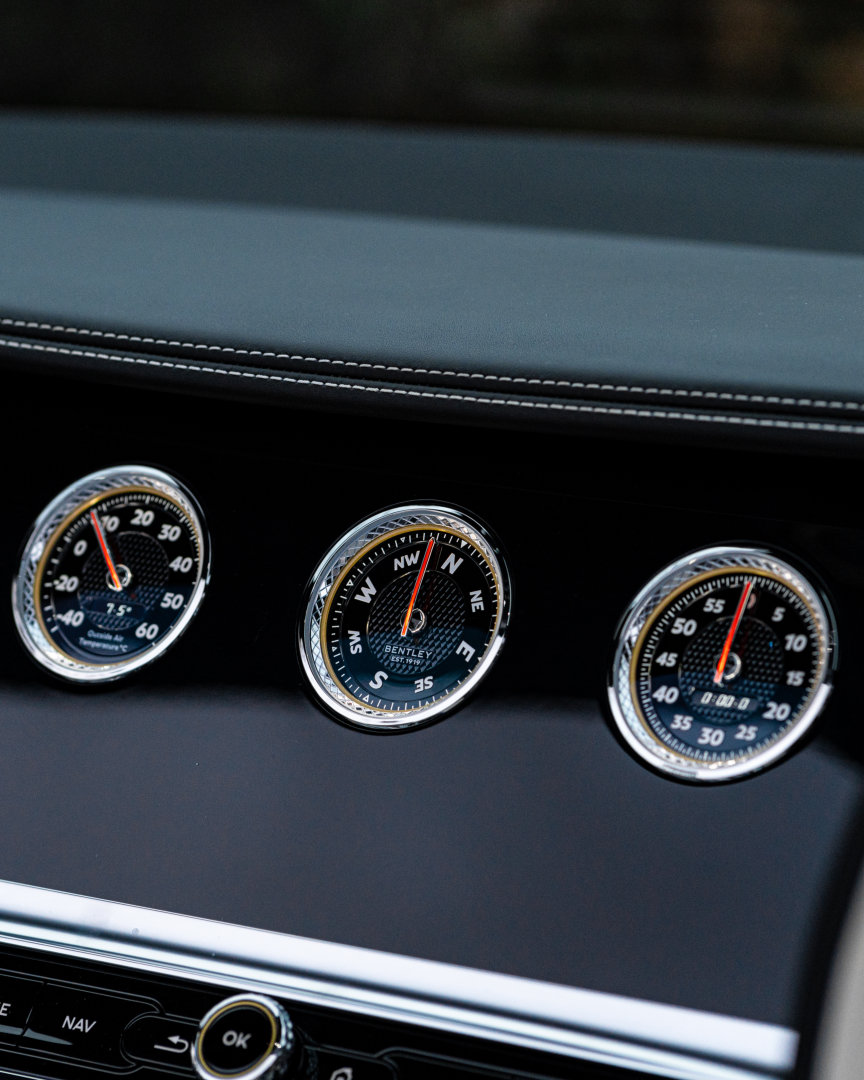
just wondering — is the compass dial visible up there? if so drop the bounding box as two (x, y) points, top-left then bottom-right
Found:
(608, 546), (836, 782)
(300, 505), (510, 730)
(13, 466), (210, 682)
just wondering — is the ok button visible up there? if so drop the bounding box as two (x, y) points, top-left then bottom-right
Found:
(223, 1029), (252, 1049)
(193, 995), (294, 1080)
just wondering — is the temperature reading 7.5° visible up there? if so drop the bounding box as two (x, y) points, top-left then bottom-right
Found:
(14, 466), (210, 682)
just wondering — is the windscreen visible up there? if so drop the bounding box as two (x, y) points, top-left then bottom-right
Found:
(2, 1), (864, 148)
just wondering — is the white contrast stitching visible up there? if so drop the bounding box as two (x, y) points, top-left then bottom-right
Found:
(1, 316), (859, 413)
(1, 335), (862, 436)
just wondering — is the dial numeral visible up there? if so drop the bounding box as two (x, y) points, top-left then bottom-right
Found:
(354, 577), (377, 604)
(784, 634), (807, 653)
(393, 551), (421, 571)
(456, 641), (476, 663)
(763, 701), (792, 720)
(441, 553), (464, 575)
(56, 609), (85, 627)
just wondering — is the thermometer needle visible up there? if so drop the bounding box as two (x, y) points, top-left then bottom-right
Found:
(713, 579), (754, 684)
(401, 538), (435, 637)
(90, 510), (122, 591)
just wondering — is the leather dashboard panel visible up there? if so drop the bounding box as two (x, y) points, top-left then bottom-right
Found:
(1, 118), (864, 448)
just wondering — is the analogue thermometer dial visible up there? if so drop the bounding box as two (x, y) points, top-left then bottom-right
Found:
(13, 466), (210, 682)
(300, 505), (510, 730)
(608, 546), (836, 782)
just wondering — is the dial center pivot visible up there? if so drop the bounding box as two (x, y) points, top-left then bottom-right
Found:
(715, 651), (742, 682)
(107, 564), (133, 592)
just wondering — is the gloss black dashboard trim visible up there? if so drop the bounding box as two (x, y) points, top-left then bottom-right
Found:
(0, 881), (796, 1080)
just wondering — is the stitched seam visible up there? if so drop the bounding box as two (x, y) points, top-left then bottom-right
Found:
(1, 317), (860, 413)
(2, 335), (863, 436)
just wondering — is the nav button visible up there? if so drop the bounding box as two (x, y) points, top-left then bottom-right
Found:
(21, 986), (153, 1066)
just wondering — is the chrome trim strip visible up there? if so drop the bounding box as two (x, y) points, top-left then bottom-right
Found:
(0, 881), (796, 1080)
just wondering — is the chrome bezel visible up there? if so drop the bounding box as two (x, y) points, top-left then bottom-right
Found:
(12, 465), (211, 683)
(300, 504), (510, 731)
(607, 545), (836, 783)
(192, 993), (293, 1080)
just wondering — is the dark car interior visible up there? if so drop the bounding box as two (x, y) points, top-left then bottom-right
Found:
(1, 6), (864, 1080)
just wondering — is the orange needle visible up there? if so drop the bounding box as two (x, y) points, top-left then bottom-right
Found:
(90, 509), (122, 591)
(401, 538), (435, 638)
(713, 579), (754, 685)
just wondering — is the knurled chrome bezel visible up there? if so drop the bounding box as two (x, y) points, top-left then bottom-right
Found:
(191, 993), (293, 1080)
(299, 503), (510, 731)
(607, 545), (836, 783)
(12, 465), (211, 683)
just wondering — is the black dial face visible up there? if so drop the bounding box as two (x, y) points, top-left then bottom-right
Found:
(635, 569), (824, 764)
(304, 509), (509, 729)
(611, 550), (834, 781)
(15, 468), (210, 681)
(37, 488), (203, 664)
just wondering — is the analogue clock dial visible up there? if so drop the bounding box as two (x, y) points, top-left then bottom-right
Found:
(301, 505), (510, 730)
(608, 546), (836, 782)
(13, 466), (210, 682)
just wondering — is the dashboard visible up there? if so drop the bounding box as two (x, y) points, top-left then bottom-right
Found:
(0, 113), (863, 1080)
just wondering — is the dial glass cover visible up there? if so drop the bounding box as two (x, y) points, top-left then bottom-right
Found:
(608, 546), (836, 782)
(13, 466), (210, 682)
(301, 505), (510, 729)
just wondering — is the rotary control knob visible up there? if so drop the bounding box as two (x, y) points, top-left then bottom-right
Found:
(191, 994), (295, 1080)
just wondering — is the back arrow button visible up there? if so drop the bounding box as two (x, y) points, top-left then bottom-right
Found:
(123, 1015), (198, 1070)
(154, 1034), (191, 1054)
